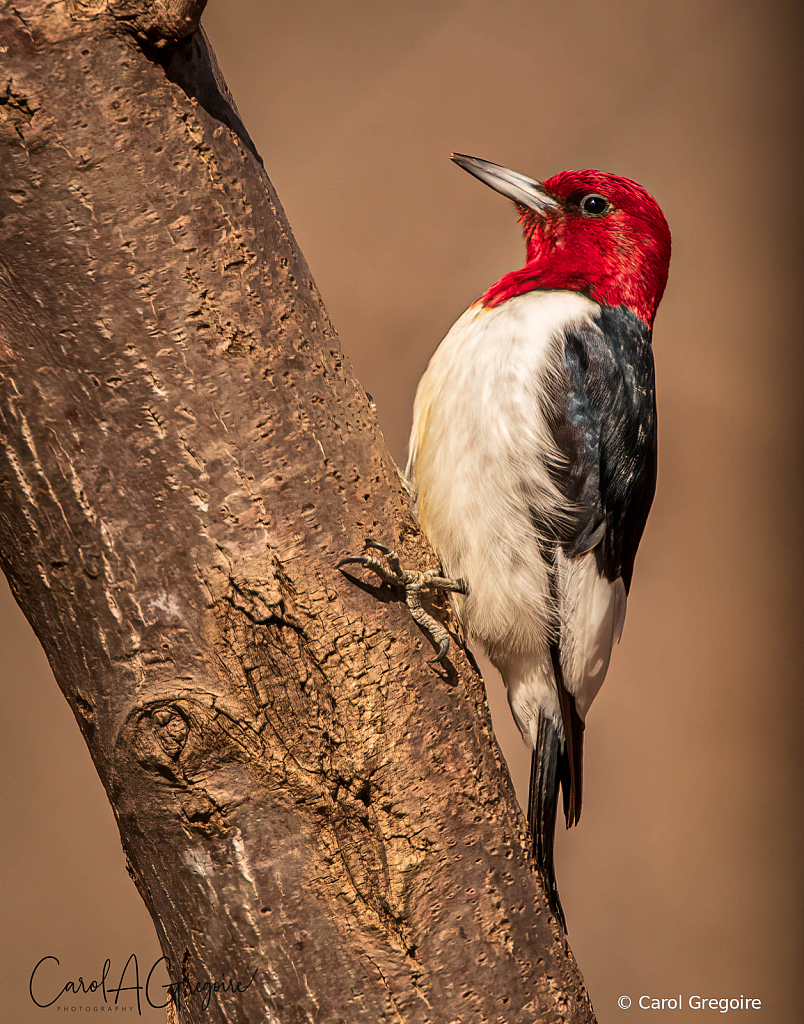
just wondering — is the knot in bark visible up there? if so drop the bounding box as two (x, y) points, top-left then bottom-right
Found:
(151, 706), (189, 759)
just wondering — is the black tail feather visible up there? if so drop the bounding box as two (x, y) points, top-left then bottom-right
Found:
(529, 715), (569, 931)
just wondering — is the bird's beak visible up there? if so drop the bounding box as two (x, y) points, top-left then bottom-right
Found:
(450, 153), (559, 215)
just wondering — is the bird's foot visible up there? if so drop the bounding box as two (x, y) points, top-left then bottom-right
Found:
(337, 540), (467, 663)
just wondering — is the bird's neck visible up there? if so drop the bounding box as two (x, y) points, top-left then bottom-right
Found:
(481, 232), (663, 327)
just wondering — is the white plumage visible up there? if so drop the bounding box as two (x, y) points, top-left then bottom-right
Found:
(406, 289), (625, 748)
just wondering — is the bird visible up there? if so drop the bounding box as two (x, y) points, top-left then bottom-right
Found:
(401, 154), (672, 928)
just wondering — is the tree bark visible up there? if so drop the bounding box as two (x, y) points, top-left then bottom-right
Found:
(0, 2), (595, 1021)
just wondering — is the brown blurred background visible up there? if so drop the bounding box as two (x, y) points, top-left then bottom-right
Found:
(2, 1), (802, 1021)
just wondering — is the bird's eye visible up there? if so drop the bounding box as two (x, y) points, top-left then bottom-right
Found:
(580, 194), (611, 216)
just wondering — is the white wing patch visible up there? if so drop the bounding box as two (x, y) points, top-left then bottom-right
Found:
(556, 549), (626, 719)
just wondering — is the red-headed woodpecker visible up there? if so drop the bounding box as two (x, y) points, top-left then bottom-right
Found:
(405, 155), (671, 928)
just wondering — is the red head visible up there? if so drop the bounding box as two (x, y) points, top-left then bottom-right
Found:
(451, 155), (671, 326)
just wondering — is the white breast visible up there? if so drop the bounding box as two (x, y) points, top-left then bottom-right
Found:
(407, 289), (625, 742)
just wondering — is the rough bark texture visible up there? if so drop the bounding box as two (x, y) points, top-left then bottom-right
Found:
(0, 3), (596, 1022)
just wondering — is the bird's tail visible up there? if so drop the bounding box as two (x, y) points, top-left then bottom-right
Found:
(529, 714), (569, 931)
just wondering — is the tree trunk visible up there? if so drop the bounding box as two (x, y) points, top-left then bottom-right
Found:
(0, 2), (595, 1021)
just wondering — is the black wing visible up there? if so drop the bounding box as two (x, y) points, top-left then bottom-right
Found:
(542, 303), (657, 591)
(530, 304), (657, 841)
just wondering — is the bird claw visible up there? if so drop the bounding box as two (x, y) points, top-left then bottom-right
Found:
(337, 539), (466, 662)
(428, 635), (451, 665)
